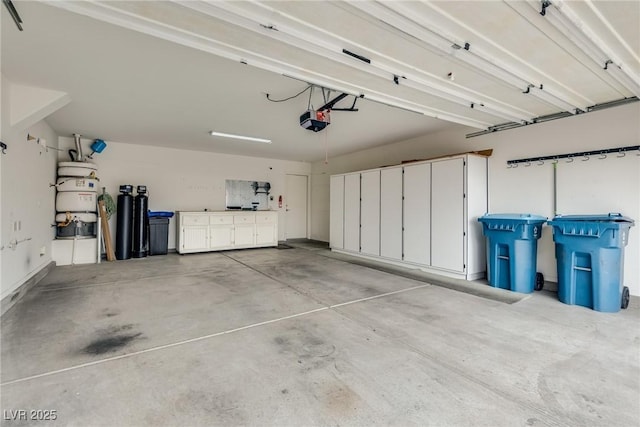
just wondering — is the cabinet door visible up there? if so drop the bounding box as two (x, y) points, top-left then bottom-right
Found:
(403, 163), (431, 265)
(360, 170), (380, 256)
(210, 225), (234, 250)
(380, 167), (403, 260)
(234, 224), (255, 247)
(256, 223), (277, 246)
(343, 174), (361, 252)
(431, 158), (465, 272)
(181, 226), (210, 252)
(329, 175), (345, 249)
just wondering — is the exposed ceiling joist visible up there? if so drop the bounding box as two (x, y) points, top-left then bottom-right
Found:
(4, 0), (638, 161)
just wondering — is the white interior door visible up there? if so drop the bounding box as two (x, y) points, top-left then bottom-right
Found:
(403, 163), (431, 265)
(330, 175), (345, 249)
(360, 170), (380, 256)
(380, 167), (403, 260)
(343, 173), (361, 252)
(285, 174), (308, 239)
(431, 158), (465, 272)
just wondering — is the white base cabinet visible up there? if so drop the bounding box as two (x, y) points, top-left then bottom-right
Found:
(177, 211), (278, 254)
(330, 154), (487, 280)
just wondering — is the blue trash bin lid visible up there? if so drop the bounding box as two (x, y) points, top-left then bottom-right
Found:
(478, 213), (547, 224)
(550, 213), (634, 224)
(148, 211), (174, 218)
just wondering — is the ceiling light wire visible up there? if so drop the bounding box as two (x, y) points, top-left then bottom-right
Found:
(265, 84), (312, 102)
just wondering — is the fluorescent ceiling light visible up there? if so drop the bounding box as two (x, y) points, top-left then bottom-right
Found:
(209, 131), (272, 144)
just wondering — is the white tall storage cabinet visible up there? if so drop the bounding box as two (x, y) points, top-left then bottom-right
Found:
(403, 163), (431, 266)
(329, 175), (345, 249)
(343, 173), (361, 253)
(329, 154), (488, 281)
(360, 170), (381, 256)
(431, 158), (464, 272)
(380, 167), (403, 260)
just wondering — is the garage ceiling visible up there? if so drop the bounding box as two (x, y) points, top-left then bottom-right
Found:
(2, 1), (638, 162)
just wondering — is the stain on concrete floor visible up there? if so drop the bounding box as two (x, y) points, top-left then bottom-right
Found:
(82, 324), (143, 355)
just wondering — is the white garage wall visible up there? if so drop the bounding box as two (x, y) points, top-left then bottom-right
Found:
(1, 82), (59, 301)
(311, 102), (640, 296)
(57, 138), (310, 249)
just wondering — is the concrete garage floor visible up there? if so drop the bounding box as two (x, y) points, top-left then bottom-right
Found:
(1, 243), (639, 426)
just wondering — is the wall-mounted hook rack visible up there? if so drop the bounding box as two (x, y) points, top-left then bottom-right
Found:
(507, 145), (639, 166)
(0, 141), (7, 154)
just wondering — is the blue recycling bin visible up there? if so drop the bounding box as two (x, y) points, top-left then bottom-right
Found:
(548, 213), (634, 312)
(478, 214), (547, 293)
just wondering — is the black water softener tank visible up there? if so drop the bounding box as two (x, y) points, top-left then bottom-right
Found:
(132, 185), (149, 258)
(115, 185), (134, 260)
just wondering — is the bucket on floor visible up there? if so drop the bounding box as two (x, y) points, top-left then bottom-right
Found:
(548, 213), (634, 312)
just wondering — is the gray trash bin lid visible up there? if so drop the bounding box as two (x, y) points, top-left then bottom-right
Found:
(550, 213), (634, 224)
(478, 213), (547, 224)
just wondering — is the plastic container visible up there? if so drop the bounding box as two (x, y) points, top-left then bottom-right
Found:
(57, 161), (98, 177)
(55, 212), (98, 223)
(56, 177), (99, 192)
(148, 217), (170, 255)
(56, 192), (97, 213)
(56, 222), (97, 239)
(478, 214), (547, 293)
(548, 213), (634, 312)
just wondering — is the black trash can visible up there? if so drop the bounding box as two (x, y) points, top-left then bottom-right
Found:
(148, 211), (173, 256)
